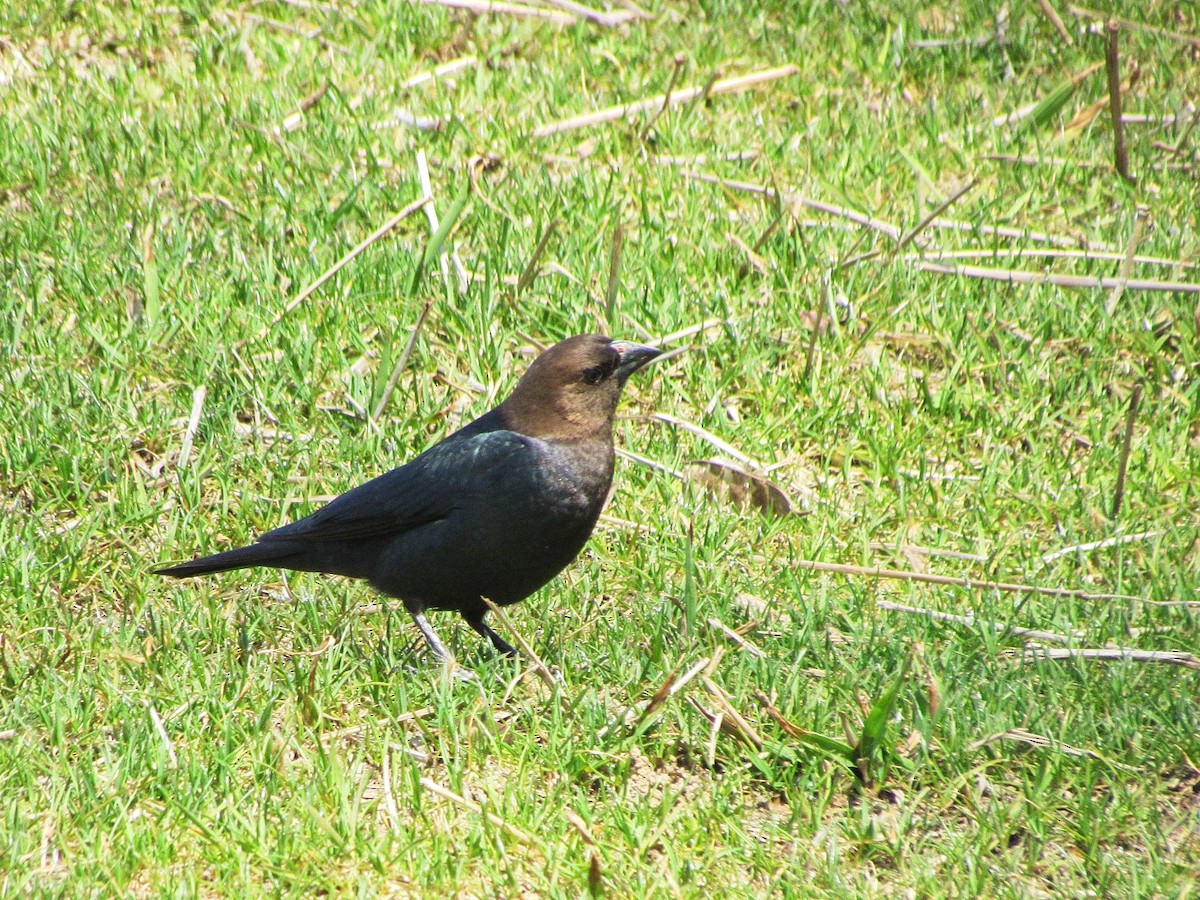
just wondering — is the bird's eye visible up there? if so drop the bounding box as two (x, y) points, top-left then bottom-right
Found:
(581, 366), (605, 385)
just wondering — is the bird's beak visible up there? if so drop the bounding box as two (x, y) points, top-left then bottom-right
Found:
(610, 341), (661, 381)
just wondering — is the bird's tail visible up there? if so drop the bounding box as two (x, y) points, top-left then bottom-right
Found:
(154, 541), (300, 578)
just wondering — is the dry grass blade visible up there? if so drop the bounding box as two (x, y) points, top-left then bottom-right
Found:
(705, 617), (766, 657)
(893, 177), (979, 254)
(420, 777), (535, 844)
(970, 728), (1140, 772)
(905, 248), (1198, 269)
(145, 702), (178, 768)
(1110, 383), (1143, 519)
(914, 259), (1199, 293)
(681, 169), (902, 240)
(563, 809), (597, 846)
(1038, 530), (1162, 565)
(796, 559), (1158, 604)
(930, 217), (1114, 250)
(516, 218), (558, 295)
(371, 301), (432, 422)
(877, 600), (1077, 645)
(407, 0), (577, 24)
(605, 223), (623, 323)
(400, 55), (478, 89)
(869, 541), (989, 563)
(536, 0), (640, 26)
(599, 656), (710, 739)
(1036, 0), (1074, 43)
(701, 676), (764, 749)
(264, 197), (430, 333)
(530, 65), (798, 138)
(416, 149), (467, 294)
(176, 385), (207, 473)
(751, 690), (809, 740)
(646, 318), (728, 347)
(481, 598), (561, 695)
(615, 447), (685, 479)
(1018, 646), (1200, 670)
(651, 413), (759, 467)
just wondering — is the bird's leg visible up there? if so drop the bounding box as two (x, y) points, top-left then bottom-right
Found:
(464, 612), (519, 658)
(410, 611), (455, 665)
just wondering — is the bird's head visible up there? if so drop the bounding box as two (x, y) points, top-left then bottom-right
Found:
(499, 335), (660, 440)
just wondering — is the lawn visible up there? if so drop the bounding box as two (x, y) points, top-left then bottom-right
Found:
(2, 0), (1199, 895)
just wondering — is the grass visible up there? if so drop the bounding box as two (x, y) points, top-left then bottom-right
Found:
(2, 0), (1199, 895)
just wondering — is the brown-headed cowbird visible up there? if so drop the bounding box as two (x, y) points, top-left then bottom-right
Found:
(155, 335), (659, 663)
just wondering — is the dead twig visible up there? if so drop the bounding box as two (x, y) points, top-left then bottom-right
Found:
(902, 248), (1198, 270)
(930, 218), (1114, 250)
(893, 178), (979, 254)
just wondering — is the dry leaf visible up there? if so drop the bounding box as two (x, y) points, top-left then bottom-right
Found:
(688, 458), (793, 516)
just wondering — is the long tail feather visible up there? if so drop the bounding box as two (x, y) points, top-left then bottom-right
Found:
(153, 541), (299, 578)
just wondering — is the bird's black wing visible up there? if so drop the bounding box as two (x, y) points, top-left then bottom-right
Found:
(259, 430), (538, 543)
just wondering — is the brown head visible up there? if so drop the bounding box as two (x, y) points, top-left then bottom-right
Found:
(496, 335), (660, 441)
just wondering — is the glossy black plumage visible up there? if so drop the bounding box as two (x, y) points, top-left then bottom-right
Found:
(154, 335), (660, 663)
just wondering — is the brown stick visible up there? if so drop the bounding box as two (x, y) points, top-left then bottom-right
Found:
(1111, 383), (1143, 519)
(1106, 21), (1133, 182)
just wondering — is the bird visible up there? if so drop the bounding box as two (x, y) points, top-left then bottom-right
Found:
(154, 334), (660, 664)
